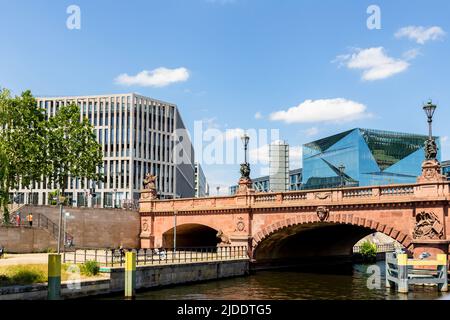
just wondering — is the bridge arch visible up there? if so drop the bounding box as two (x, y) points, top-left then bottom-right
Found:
(162, 223), (221, 248)
(252, 214), (413, 265)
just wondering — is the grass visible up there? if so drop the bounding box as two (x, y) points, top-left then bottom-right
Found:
(0, 263), (106, 287)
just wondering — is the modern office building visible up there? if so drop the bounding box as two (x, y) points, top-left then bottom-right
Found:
(443, 160), (450, 180)
(302, 128), (441, 190)
(11, 93), (196, 208)
(269, 141), (290, 192)
(229, 169), (303, 195)
(194, 163), (209, 198)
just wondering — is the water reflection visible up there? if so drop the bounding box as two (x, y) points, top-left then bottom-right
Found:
(126, 262), (446, 300)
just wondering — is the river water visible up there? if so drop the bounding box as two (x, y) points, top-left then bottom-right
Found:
(131, 261), (447, 300)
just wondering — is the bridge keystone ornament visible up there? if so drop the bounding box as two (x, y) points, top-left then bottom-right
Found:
(316, 206), (330, 222)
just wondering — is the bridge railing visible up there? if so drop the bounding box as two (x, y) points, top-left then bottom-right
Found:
(143, 180), (450, 212)
(352, 243), (397, 254)
(63, 246), (249, 267)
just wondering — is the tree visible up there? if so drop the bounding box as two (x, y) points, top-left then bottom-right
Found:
(0, 89), (47, 223)
(360, 241), (378, 263)
(45, 103), (103, 196)
(0, 89), (103, 229)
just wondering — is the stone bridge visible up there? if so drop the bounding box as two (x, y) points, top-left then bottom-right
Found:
(139, 160), (450, 266)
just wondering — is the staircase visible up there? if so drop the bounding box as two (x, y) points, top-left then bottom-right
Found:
(1, 206), (73, 244)
(37, 213), (74, 244)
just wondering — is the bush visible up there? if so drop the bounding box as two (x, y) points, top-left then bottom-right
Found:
(0, 266), (46, 285)
(0, 274), (8, 285)
(80, 261), (100, 276)
(359, 241), (377, 262)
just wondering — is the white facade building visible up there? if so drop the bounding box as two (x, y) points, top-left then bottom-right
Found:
(194, 163), (209, 198)
(12, 93), (195, 208)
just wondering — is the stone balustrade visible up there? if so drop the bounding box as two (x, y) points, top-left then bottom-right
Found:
(140, 181), (450, 214)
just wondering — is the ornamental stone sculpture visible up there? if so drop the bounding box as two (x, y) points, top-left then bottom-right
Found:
(216, 230), (231, 245)
(424, 139), (438, 160)
(141, 173), (158, 200)
(413, 211), (444, 240)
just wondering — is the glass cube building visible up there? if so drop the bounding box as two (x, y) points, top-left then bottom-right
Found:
(443, 161), (450, 181)
(302, 128), (442, 190)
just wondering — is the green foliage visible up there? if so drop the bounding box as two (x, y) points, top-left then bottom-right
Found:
(80, 260), (100, 276)
(0, 89), (103, 217)
(0, 89), (46, 223)
(359, 241), (378, 262)
(45, 103), (103, 194)
(0, 265), (46, 285)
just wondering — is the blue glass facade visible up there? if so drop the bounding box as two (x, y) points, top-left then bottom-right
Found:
(302, 128), (441, 190)
(443, 161), (450, 180)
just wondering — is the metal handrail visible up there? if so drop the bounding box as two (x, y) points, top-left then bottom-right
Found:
(63, 246), (249, 267)
(352, 243), (397, 254)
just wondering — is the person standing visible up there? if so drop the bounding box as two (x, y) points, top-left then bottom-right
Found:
(15, 213), (21, 226)
(26, 213), (33, 227)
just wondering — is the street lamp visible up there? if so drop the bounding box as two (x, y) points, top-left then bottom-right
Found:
(56, 191), (66, 254)
(423, 100), (437, 140)
(423, 100), (438, 160)
(241, 133), (250, 164)
(338, 164), (346, 188)
(113, 188), (118, 208)
(173, 210), (177, 258)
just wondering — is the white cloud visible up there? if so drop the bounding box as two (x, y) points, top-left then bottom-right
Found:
(395, 26), (446, 45)
(403, 48), (421, 61)
(335, 47), (409, 81)
(270, 98), (369, 124)
(304, 127), (319, 137)
(289, 146), (303, 168)
(223, 128), (246, 141)
(115, 67), (189, 87)
(249, 144), (270, 164)
(254, 112), (262, 120)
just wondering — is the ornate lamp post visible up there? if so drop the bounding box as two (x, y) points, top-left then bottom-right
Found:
(241, 134), (250, 165)
(236, 133), (253, 194)
(240, 134), (251, 179)
(423, 100), (437, 140)
(423, 100), (438, 161)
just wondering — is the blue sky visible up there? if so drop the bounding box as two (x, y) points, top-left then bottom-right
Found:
(1, 0), (450, 192)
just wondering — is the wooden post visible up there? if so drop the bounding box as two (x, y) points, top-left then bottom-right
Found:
(48, 254), (61, 300)
(125, 251), (136, 299)
(397, 254), (409, 293)
(437, 254), (448, 292)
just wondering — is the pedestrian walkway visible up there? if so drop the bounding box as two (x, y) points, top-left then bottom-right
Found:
(0, 253), (49, 266)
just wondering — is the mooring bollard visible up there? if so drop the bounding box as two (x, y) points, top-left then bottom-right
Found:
(125, 251), (136, 299)
(437, 254), (448, 292)
(397, 254), (409, 293)
(48, 254), (61, 300)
